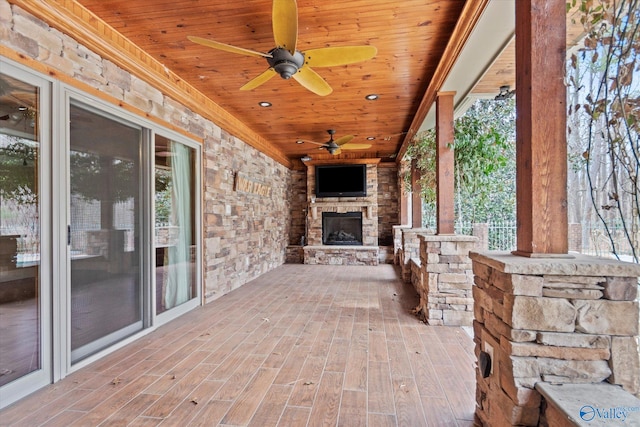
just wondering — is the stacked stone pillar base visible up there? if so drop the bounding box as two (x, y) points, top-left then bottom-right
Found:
(471, 252), (640, 426)
(397, 228), (432, 283)
(414, 234), (477, 326)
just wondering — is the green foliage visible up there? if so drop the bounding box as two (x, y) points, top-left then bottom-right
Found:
(0, 137), (37, 205)
(155, 167), (172, 224)
(405, 99), (516, 225)
(69, 151), (137, 202)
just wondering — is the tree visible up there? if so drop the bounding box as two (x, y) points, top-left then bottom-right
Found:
(567, 0), (639, 262)
(405, 98), (516, 226)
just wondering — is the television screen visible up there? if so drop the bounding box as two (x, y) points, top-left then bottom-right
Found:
(315, 164), (367, 197)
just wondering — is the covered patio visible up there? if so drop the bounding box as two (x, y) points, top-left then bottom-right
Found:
(1, 0), (639, 424)
(0, 264), (476, 426)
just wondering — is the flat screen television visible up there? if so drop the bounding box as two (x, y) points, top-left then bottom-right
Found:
(315, 164), (367, 197)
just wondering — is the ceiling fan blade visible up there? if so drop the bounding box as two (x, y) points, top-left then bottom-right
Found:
(292, 67), (332, 96)
(240, 68), (278, 91)
(332, 148), (342, 155)
(304, 46), (377, 67)
(299, 139), (327, 146)
(272, 0), (298, 55)
(341, 143), (372, 150)
(188, 36), (271, 58)
(334, 135), (355, 146)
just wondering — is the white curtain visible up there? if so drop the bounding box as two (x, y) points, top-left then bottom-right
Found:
(163, 141), (192, 309)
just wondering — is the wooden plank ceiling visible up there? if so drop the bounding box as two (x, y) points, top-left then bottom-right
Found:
(73, 0), (468, 165)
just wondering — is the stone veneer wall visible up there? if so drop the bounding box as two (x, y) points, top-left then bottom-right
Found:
(377, 164), (399, 246)
(2, 1), (290, 302)
(471, 252), (640, 426)
(288, 169), (307, 246)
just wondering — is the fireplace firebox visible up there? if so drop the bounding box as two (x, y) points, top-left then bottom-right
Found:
(322, 212), (363, 245)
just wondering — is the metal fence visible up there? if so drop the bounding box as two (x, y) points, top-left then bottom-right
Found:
(455, 220), (517, 251)
(447, 220), (637, 262)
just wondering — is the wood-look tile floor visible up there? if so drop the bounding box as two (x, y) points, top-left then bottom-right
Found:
(0, 264), (477, 426)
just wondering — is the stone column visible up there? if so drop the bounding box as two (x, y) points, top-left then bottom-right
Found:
(398, 228), (433, 283)
(415, 235), (477, 325)
(471, 252), (640, 426)
(472, 223), (489, 251)
(393, 225), (411, 265)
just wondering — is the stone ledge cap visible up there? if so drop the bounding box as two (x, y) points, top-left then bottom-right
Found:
(470, 251), (640, 277)
(536, 382), (640, 426)
(419, 234), (479, 242)
(303, 245), (378, 251)
(401, 228), (434, 234)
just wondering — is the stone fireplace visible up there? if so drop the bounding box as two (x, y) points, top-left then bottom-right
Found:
(303, 161), (380, 265)
(322, 212), (363, 245)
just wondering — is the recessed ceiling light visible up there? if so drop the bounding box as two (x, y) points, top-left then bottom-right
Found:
(258, 101), (272, 107)
(296, 140), (304, 144)
(367, 136), (376, 140)
(301, 155), (312, 162)
(365, 94), (379, 101)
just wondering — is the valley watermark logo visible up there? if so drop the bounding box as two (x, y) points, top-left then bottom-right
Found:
(579, 404), (640, 422)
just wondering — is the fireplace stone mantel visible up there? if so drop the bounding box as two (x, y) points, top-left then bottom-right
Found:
(309, 202), (374, 220)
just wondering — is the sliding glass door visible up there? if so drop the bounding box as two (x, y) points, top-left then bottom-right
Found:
(0, 66), (51, 405)
(0, 57), (201, 408)
(69, 102), (145, 362)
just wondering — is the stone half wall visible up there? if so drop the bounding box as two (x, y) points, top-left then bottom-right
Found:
(1, 1), (290, 303)
(471, 251), (640, 426)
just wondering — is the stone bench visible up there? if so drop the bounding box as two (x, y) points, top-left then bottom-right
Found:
(536, 382), (640, 426)
(303, 245), (379, 265)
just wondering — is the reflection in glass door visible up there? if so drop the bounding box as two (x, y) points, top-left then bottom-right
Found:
(69, 103), (144, 362)
(0, 73), (42, 387)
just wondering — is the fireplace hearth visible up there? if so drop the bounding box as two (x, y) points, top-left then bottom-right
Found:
(322, 212), (363, 245)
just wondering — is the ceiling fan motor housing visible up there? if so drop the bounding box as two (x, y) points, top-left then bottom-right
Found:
(267, 48), (304, 79)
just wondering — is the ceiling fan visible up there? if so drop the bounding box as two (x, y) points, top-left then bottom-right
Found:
(188, 0), (376, 96)
(300, 129), (371, 155)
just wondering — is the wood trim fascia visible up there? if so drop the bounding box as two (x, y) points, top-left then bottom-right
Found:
(0, 45), (205, 144)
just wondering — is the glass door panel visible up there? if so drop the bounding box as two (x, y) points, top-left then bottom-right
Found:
(69, 103), (143, 362)
(154, 135), (196, 315)
(0, 73), (41, 387)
